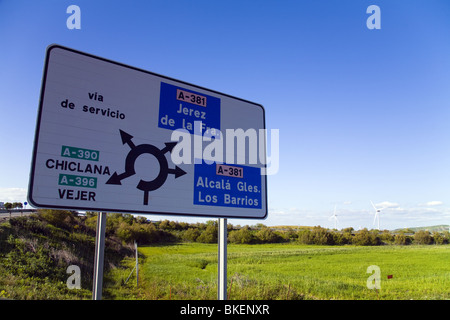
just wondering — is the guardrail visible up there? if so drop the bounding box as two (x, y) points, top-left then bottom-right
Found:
(0, 209), (38, 214)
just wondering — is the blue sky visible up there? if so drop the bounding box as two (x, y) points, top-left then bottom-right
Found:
(1, 0), (450, 229)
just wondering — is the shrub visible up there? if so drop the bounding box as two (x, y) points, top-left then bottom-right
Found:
(297, 227), (334, 245)
(414, 230), (433, 245)
(297, 229), (313, 245)
(37, 209), (77, 229)
(255, 227), (281, 243)
(380, 230), (394, 243)
(196, 224), (218, 243)
(310, 226), (334, 245)
(115, 221), (176, 244)
(353, 229), (381, 246)
(4, 236), (61, 280)
(332, 231), (352, 245)
(182, 228), (201, 242)
(228, 226), (255, 244)
(116, 221), (133, 243)
(394, 233), (411, 245)
(443, 231), (450, 244)
(432, 232), (446, 245)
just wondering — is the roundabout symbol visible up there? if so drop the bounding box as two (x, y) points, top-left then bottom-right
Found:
(106, 129), (186, 205)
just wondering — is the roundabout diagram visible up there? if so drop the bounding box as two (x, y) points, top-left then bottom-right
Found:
(106, 129), (186, 205)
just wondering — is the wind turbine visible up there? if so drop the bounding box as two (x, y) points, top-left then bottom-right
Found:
(329, 205), (339, 230)
(370, 200), (381, 230)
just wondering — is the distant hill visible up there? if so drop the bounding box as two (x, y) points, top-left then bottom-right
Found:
(393, 225), (450, 233)
(269, 224), (450, 233)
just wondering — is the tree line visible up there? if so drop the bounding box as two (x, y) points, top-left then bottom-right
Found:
(10, 209), (447, 246)
(75, 211), (449, 246)
(2, 202), (24, 210)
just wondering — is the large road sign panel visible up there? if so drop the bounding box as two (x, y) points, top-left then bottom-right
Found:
(28, 45), (267, 219)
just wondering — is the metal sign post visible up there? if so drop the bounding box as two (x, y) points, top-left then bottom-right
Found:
(135, 241), (139, 288)
(92, 212), (107, 300)
(218, 218), (227, 300)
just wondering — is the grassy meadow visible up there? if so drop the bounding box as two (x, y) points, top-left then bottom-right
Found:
(1, 213), (448, 300)
(104, 243), (450, 300)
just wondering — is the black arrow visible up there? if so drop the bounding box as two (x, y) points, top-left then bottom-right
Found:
(119, 129), (135, 149)
(105, 171), (135, 185)
(168, 166), (187, 179)
(143, 191), (150, 206)
(108, 130), (187, 205)
(161, 142), (178, 154)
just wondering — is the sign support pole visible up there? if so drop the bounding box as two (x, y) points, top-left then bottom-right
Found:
(135, 241), (139, 288)
(92, 211), (107, 300)
(218, 218), (227, 300)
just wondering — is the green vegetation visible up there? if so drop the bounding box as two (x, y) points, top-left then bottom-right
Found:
(91, 216), (450, 246)
(111, 243), (449, 300)
(2, 202), (23, 210)
(0, 210), (449, 300)
(0, 210), (134, 299)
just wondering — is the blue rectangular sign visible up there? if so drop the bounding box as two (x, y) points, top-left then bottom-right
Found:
(158, 82), (221, 135)
(194, 161), (262, 209)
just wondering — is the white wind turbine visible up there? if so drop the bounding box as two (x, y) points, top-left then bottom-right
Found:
(329, 205), (339, 230)
(370, 200), (381, 230)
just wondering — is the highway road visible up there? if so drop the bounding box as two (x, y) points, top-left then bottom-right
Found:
(0, 209), (38, 221)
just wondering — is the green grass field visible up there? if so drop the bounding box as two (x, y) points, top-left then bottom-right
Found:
(104, 243), (450, 300)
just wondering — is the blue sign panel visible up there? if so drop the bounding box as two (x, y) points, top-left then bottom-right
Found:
(194, 161), (262, 209)
(158, 82), (221, 135)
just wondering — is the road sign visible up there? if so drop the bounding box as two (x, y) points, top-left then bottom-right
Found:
(28, 45), (267, 219)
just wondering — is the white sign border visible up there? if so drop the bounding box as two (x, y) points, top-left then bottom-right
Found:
(28, 44), (268, 220)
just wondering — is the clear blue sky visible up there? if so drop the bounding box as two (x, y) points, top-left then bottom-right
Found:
(1, 0), (450, 229)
